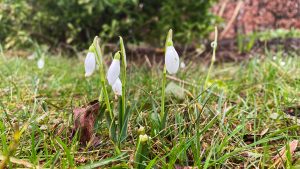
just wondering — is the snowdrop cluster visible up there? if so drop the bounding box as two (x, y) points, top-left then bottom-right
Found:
(106, 52), (122, 96)
(84, 48), (122, 96)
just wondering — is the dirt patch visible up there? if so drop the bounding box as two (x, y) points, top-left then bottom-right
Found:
(212, 0), (300, 39)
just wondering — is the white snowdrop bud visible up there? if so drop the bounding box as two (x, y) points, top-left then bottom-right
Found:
(165, 46), (179, 74)
(37, 58), (45, 69)
(112, 78), (122, 96)
(84, 52), (96, 77)
(107, 52), (121, 85)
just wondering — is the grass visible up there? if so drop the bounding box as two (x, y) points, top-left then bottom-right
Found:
(0, 50), (299, 168)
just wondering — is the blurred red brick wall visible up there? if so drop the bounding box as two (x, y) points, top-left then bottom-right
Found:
(212, 0), (300, 39)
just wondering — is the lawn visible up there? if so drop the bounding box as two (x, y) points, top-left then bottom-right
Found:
(0, 50), (300, 168)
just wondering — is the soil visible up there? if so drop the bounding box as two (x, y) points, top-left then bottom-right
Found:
(212, 0), (300, 39)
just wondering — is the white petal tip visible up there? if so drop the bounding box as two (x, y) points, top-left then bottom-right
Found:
(112, 78), (122, 96)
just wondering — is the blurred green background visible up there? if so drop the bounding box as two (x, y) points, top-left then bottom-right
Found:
(0, 0), (217, 50)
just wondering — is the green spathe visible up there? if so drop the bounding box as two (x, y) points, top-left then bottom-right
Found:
(114, 52), (121, 60)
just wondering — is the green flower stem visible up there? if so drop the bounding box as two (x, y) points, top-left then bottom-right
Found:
(98, 87), (103, 102)
(204, 26), (218, 89)
(160, 66), (167, 129)
(119, 37), (126, 128)
(160, 29), (173, 129)
(92, 37), (116, 142)
(93, 37), (112, 118)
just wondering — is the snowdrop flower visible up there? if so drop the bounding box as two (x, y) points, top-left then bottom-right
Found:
(112, 78), (122, 96)
(165, 46), (179, 74)
(37, 58), (45, 69)
(107, 52), (121, 85)
(84, 52), (96, 77)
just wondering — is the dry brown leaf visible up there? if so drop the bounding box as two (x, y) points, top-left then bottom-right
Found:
(75, 156), (87, 163)
(260, 128), (269, 136)
(272, 140), (298, 168)
(0, 155), (41, 168)
(175, 165), (198, 169)
(72, 100), (102, 145)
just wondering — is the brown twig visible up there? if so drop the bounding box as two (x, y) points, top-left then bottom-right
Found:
(220, 1), (243, 39)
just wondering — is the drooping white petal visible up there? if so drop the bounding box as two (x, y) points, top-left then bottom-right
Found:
(112, 78), (122, 96)
(106, 59), (120, 85)
(37, 58), (45, 69)
(84, 52), (96, 77)
(165, 46), (179, 74)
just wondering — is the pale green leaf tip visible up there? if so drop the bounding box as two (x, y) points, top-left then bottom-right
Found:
(88, 44), (95, 52)
(114, 51), (121, 60)
(166, 29), (173, 47)
(93, 36), (100, 46)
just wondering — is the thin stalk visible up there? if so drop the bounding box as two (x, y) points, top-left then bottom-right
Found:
(160, 29), (173, 129)
(98, 87), (103, 102)
(92, 37), (112, 118)
(204, 26), (218, 89)
(92, 37), (116, 142)
(160, 66), (167, 127)
(119, 37), (126, 127)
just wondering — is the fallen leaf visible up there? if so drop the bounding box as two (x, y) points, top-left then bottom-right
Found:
(0, 155), (41, 168)
(72, 100), (104, 145)
(175, 165), (198, 169)
(260, 128), (269, 136)
(272, 140), (298, 168)
(75, 156), (87, 163)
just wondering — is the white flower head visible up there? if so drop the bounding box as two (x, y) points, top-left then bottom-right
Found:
(107, 52), (121, 85)
(84, 52), (96, 77)
(112, 78), (122, 96)
(165, 46), (179, 74)
(37, 58), (45, 69)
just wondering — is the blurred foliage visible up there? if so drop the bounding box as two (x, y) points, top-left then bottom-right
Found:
(0, 0), (217, 50)
(237, 28), (300, 53)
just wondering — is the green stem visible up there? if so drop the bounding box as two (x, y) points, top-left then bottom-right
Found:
(98, 87), (103, 102)
(160, 29), (173, 130)
(204, 26), (218, 89)
(92, 37), (116, 142)
(160, 66), (167, 128)
(93, 37), (112, 118)
(119, 37), (126, 127)
(120, 68), (126, 127)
